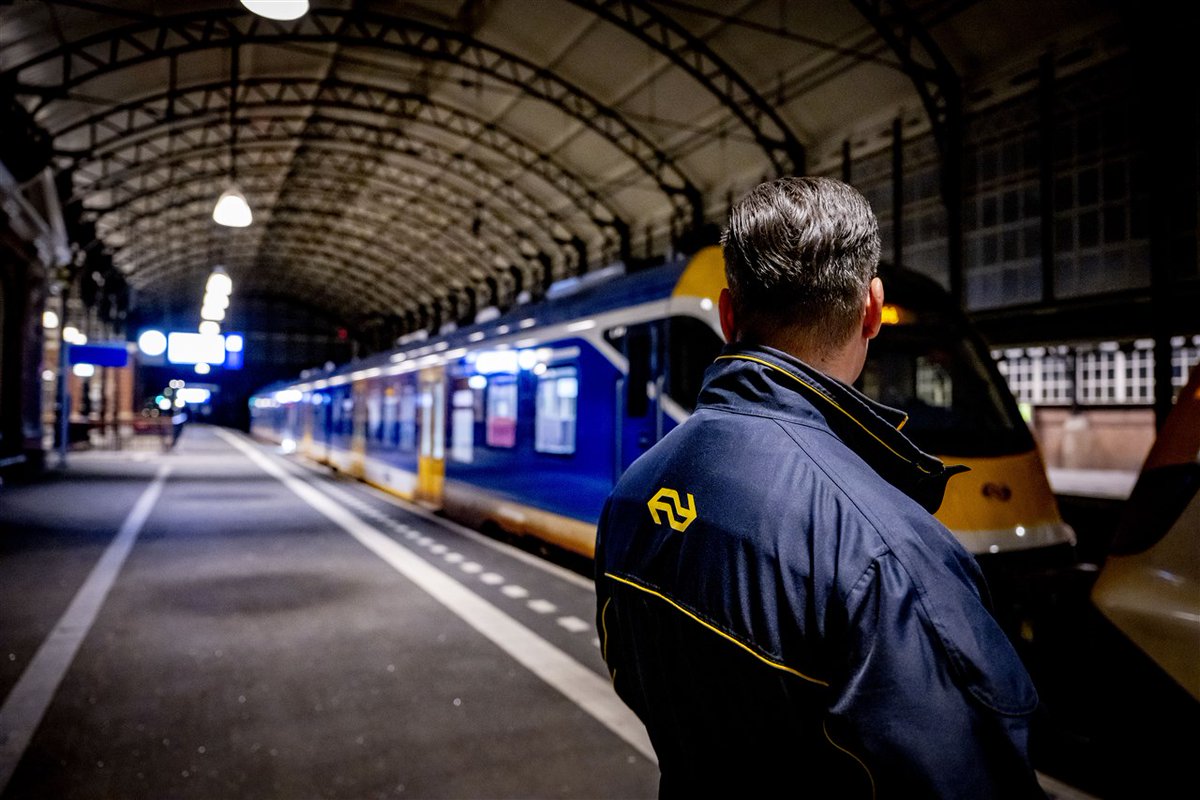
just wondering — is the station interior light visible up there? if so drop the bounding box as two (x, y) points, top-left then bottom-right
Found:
(200, 267), (233, 329)
(206, 269), (233, 296)
(72, 363), (95, 378)
(195, 363), (211, 375)
(42, 310), (59, 329)
(138, 329), (168, 357)
(240, 0), (310, 21)
(212, 186), (252, 227)
(177, 387), (212, 404)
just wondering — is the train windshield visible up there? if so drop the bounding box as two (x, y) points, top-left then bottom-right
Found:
(858, 319), (1032, 457)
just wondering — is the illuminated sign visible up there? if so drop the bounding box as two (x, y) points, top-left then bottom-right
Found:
(68, 342), (129, 368)
(167, 332), (226, 365)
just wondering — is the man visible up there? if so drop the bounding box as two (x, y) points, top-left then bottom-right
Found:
(595, 177), (1044, 798)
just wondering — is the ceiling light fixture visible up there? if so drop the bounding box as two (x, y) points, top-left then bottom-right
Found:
(213, 187), (252, 227)
(214, 44), (252, 228)
(206, 267), (233, 296)
(240, 1), (310, 21)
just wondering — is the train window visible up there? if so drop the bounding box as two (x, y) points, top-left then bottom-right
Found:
(419, 381), (446, 459)
(366, 384), (383, 443)
(419, 390), (432, 456)
(535, 366), (578, 455)
(666, 316), (724, 412)
(859, 322), (1033, 456)
(450, 386), (475, 463)
(382, 385), (399, 446)
(399, 384), (417, 451)
(623, 324), (653, 417)
(334, 390), (354, 436)
(486, 376), (518, 448)
(432, 382), (445, 460)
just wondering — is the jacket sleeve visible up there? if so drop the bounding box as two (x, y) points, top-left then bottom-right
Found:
(824, 553), (1047, 800)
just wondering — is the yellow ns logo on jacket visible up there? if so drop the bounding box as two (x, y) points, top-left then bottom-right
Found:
(647, 488), (697, 532)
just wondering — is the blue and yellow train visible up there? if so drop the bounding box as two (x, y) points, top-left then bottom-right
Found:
(250, 246), (1075, 563)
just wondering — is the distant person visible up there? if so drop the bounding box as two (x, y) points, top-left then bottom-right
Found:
(595, 177), (1045, 798)
(171, 407), (188, 447)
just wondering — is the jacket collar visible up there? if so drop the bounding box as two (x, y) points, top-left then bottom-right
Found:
(699, 344), (968, 513)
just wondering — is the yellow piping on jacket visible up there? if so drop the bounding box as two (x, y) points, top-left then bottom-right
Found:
(605, 572), (828, 687)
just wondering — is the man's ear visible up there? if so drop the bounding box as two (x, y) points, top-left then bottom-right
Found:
(863, 277), (885, 340)
(718, 288), (737, 343)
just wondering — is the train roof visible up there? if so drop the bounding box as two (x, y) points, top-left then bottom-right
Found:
(255, 254), (693, 394)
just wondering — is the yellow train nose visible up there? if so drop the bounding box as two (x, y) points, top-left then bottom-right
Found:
(936, 450), (1076, 554)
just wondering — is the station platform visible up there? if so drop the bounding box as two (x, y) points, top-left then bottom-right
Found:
(0, 425), (1109, 799)
(0, 426), (655, 799)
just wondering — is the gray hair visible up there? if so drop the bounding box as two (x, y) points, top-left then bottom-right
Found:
(721, 176), (880, 351)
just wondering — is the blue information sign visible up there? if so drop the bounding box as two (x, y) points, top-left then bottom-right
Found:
(68, 342), (129, 368)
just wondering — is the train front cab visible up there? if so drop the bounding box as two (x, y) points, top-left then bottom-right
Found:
(859, 266), (1075, 564)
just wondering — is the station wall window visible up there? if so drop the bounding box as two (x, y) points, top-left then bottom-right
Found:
(486, 376), (518, 448)
(1052, 65), (1149, 299)
(1073, 345), (1154, 405)
(535, 367), (578, 455)
(1172, 336), (1200, 389)
(963, 96), (1044, 310)
(994, 338), (1200, 406)
(994, 346), (1073, 406)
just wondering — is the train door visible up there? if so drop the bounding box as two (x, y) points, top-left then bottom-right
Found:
(611, 321), (664, 479)
(312, 391), (332, 464)
(416, 366), (446, 508)
(348, 380), (368, 477)
(299, 394), (314, 454)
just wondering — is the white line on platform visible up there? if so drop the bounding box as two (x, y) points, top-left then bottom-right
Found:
(0, 464), (171, 793)
(298, 458), (595, 591)
(557, 616), (591, 634)
(216, 429), (655, 763)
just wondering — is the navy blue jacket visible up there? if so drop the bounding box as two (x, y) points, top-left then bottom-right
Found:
(595, 344), (1044, 799)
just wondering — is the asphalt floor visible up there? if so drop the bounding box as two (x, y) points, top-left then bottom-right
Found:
(0, 425), (656, 800)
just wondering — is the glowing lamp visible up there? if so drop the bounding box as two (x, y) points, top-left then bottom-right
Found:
(240, 1), (309, 21)
(212, 187), (253, 227)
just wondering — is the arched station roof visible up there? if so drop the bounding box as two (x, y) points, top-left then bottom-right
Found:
(0, 0), (1122, 336)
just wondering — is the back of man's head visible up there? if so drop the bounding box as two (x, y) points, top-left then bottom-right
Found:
(722, 176), (881, 355)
